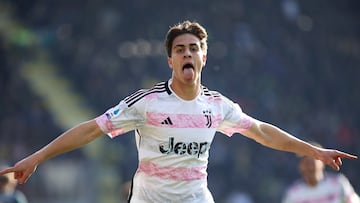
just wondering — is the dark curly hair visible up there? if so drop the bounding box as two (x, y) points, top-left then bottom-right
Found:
(164, 20), (208, 57)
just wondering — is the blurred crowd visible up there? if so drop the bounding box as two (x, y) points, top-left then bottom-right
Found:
(1, 0), (359, 202)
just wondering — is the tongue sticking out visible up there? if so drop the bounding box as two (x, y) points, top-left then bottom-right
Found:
(183, 68), (195, 80)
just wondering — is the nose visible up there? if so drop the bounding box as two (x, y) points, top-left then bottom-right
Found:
(184, 48), (192, 58)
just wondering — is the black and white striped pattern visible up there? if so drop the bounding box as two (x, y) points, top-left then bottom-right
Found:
(201, 86), (221, 98)
(124, 81), (171, 107)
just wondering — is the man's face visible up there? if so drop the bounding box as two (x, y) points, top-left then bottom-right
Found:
(298, 156), (325, 186)
(167, 33), (206, 85)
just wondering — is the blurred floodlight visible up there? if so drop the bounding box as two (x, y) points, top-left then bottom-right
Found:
(118, 39), (165, 58)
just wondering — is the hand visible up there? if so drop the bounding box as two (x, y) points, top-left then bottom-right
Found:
(317, 148), (357, 171)
(0, 155), (38, 184)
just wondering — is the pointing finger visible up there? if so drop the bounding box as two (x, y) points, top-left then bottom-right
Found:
(338, 152), (357, 160)
(0, 167), (17, 175)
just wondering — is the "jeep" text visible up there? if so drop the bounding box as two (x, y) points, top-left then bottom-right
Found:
(159, 137), (209, 158)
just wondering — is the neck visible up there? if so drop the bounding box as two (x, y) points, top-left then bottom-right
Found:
(170, 79), (201, 100)
(304, 172), (324, 187)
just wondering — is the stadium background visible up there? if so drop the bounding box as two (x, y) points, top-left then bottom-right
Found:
(0, 0), (359, 202)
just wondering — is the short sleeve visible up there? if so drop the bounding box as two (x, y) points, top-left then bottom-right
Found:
(217, 96), (254, 137)
(95, 100), (144, 138)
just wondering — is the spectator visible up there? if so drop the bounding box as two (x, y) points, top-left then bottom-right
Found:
(0, 164), (28, 203)
(282, 142), (360, 203)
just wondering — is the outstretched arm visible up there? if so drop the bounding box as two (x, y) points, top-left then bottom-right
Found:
(241, 118), (357, 171)
(0, 119), (104, 184)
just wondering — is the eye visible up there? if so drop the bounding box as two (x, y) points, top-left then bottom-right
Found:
(175, 47), (184, 53)
(190, 46), (199, 52)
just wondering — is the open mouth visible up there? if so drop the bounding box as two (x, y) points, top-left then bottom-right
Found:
(182, 63), (195, 79)
(182, 63), (194, 71)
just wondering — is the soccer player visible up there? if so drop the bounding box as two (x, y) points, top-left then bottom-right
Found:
(0, 21), (357, 203)
(282, 142), (360, 203)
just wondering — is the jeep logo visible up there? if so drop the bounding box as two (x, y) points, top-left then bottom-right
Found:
(159, 137), (209, 158)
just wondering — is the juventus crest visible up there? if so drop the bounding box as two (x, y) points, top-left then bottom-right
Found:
(203, 109), (212, 128)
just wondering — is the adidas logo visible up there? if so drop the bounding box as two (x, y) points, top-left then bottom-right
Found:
(161, 117), (173, 125)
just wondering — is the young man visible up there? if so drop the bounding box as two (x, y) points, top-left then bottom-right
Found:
(282, 142), (360, 203)
(0, 21), (357, 203)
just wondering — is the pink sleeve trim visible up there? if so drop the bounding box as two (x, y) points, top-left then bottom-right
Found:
(221, 114), (254, 137)
(95, 114), (110, 133)
(95, 114), (125, 138)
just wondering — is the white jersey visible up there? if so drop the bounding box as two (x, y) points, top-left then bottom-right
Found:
(282, 173), (360, 203)
(95, 80), (253, 203)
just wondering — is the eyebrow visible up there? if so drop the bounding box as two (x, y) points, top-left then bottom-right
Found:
(173, 43), (199, 48)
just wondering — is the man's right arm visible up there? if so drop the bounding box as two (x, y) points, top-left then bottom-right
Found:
(0, 119), (105, 184)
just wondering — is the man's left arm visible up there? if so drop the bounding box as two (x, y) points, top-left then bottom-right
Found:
(240, 117), (357, 171)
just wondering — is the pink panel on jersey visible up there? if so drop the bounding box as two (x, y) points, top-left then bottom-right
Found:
(221, 115), (254, 137)
(95, 114), (125, 138)
(296, 194), (339, 203)
(137, 161), (207, 181)
(146, 112), (222, 128)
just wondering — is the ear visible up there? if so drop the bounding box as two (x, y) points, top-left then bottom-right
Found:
(202, 54), (207, 67)
(167, 57), (173, 69)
